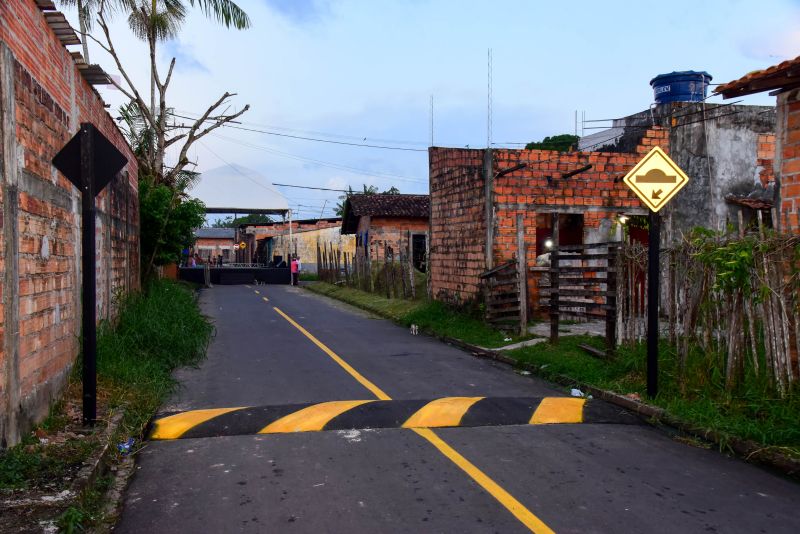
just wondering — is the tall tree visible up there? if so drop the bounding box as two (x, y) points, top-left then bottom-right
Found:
(70, 0), (251, 186)
(334, 184), (380, 216)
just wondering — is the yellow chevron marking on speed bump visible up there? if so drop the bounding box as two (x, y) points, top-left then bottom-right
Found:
(150, 407), (247, 440)
(403, 396), (483, 428)
(254, 289), (260, 294)
(262, 296), (269, 302)
(530, 397), (585, 424)
(259, 400), (375, 434)
(272, 306), (554, 533)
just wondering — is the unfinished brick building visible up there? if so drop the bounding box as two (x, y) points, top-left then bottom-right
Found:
(1, 0), (139, 447)
(429, 133), (661, 311)
(717, 55), (800, 231)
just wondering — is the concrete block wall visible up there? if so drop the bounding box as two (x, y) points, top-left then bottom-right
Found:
(1, 0), (139, 448)
(778, 89), (800, 229)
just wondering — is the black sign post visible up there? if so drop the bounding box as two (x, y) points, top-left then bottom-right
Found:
(53, 123), (127, 426)
(647, 210), (660, 398)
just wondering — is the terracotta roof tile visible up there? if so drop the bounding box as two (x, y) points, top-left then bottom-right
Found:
(342, 194), (429, 233)
(716, 55), (800, 97)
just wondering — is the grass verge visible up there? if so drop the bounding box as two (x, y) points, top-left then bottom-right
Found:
(305, 282), (529, 350)
(0, 278), (212, 530)
(509, 335), (800, 456)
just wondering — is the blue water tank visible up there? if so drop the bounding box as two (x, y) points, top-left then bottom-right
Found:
(649, 71), (713, 104)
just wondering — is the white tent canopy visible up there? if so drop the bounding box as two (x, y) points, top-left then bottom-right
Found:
(190, 164), (289, 214)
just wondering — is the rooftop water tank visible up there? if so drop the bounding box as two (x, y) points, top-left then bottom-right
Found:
(650, 71), (712, 104)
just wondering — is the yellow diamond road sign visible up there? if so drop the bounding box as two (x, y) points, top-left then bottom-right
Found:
(622, 146), (689, 212)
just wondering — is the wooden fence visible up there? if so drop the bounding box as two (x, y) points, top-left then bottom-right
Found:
(317, 230), (423, 300)
(605, 210), (798, 395)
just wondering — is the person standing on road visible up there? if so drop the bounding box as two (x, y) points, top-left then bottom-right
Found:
(291, 255), (299, 286)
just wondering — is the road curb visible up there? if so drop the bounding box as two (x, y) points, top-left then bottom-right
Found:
(445, 336), (800, 481)
(303, 285), (800, 480)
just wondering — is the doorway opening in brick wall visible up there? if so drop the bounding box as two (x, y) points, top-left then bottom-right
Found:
(535, 213), (584, 257)
(412, 233), (427, 272)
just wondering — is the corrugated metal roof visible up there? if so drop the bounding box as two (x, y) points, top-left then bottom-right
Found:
(195, 228), (236, 239)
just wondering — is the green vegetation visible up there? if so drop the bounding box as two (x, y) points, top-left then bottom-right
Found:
(0, 279), (212, 531)
(138, 177), (207, 278)
(212, 213), (272, 228)
(299, 272), (320, 282)
(97, 279), (213, 439)
(509, 336), (800, 455)
(306, 282), (527, 349)
(525, 134), (580, 152)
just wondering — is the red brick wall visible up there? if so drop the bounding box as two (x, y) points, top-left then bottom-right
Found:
(428, 148), (486, 306)
(359, 216), (428, 260)
(757, 133), (776, 188)
(778, 89), (800, 229)
(429, 129), (668, 310)
(1, 0), (139, 447)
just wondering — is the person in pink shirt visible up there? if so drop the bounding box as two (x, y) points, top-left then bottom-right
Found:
(290, 255), (299, 286)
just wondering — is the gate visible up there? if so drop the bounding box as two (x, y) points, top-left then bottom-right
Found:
(538, 242), (619, 353)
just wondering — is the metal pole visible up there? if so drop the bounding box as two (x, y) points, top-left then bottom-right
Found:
(647, 209), (661, 398)
(80, 124), (96, 426)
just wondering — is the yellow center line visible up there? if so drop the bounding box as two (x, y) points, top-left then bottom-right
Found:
(262, 296), (270, 302)
(413, 428), (555, 534)
(272, 306), (554, 533)
(273, 307), (391, 401)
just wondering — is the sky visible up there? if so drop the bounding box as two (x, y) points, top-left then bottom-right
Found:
(62, 0), (800, 221)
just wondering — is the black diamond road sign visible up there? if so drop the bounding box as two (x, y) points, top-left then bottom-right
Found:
(52, 123), (128, 196)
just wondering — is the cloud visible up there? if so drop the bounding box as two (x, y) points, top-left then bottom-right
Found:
(261, 0), (329, 23)
(163, 40), (209, 73)
(738, 28), (800, 62)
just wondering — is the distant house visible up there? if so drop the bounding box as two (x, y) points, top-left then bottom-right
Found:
(716, 55), (800, 231)
(341, 194), (430, 271)
(193, 228), (235, 263)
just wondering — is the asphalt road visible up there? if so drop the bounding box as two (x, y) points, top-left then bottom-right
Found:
(116, 284), (800, 533)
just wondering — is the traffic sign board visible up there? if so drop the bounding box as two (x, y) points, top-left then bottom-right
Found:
(234, 243), (240, 250)
(239, 241), (246, 249)
(622, 146), (689, 212)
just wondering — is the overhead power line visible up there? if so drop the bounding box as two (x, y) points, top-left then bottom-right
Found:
(210, 132), (426, 184)
(172, 113), (427, 152)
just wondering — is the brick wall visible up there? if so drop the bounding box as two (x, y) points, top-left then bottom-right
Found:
(757, 133), (776, 188)
(428, 148), (486, 306)
(358, 216), (428, 261)
(1, 0), (139, 447)
(778, 89), (800, 229)
(428, 129), (668, 310)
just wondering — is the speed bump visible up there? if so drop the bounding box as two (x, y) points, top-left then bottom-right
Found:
(150, 396), (638, 440)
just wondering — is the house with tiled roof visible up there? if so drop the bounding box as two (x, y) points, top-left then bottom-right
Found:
(341, 194), (430, 271)
(717, 56), (800, 231)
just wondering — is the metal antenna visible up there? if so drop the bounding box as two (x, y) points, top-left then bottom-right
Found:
(430, 94), (434, 146)
(487, 48), (493, 148)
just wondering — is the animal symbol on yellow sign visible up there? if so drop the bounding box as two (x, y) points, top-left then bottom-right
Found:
(622, 146), (689, 212)
(239, 241), (246, 249)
